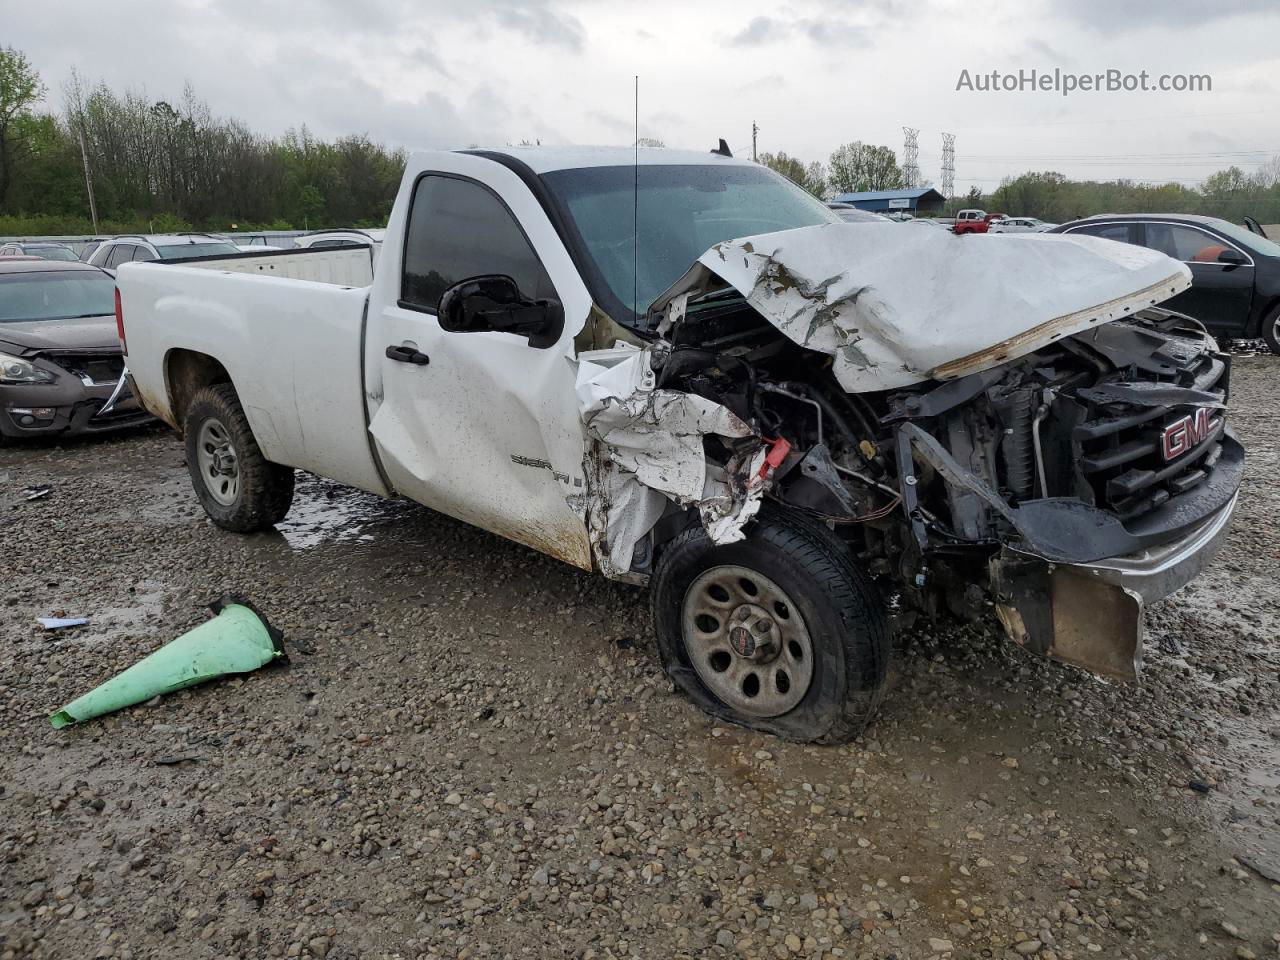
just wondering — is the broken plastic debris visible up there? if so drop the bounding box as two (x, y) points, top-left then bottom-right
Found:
(50, 596), (285, 729)
(38, 617), (89, 630)
(574, 345), (765, 575)
(24, 484), (52, 501)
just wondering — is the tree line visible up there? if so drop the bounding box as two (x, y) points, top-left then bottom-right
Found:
(759, 143), (1280, 223)
(3, 43), (1279, 236)
(0, 46), (405, 235)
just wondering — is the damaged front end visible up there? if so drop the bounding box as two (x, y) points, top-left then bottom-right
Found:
(575, 224), (1242, 681)
(885, 313), (1242, 680)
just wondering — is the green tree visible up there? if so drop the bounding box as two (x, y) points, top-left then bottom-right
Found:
(294, 184), (324, 229)
(827, 142), (902, 194)
(0, 46), (45, 212)
(758, 151), (827, 197)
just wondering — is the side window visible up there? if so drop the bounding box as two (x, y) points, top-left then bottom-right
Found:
(1143, 223), (1236, 263)
(401, 175), (555, 312)
(311, 239), (357, 248)
(132, 245), (158, 263)
(1069, 223), (1135, 244)
(105, 244), (134, 268)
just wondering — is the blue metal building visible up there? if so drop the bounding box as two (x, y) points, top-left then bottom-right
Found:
(829, 187), (945, 214)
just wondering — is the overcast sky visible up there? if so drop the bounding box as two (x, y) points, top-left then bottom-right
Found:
(9, 0), (1280, 193)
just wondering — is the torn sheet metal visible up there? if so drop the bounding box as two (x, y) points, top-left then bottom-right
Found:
(651, 223), (1192, 392)
(575, 345), (763, 576)
(699, 446), (770, 543)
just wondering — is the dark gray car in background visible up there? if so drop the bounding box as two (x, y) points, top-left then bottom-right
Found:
(1050, 213), (1280, 352)
(0, 259), (151, 441)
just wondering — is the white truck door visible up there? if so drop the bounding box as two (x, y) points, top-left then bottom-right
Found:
(364, 153), (594, 570)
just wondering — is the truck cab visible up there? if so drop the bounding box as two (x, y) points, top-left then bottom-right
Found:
(954, 209), (991, 234)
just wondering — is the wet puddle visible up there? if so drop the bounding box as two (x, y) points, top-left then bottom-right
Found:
(272, 474), (414, 549)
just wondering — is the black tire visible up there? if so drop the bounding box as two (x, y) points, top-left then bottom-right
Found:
(183, 383), (294, 532)
(651, 507), (889, 743)
(1263, 304), (1280, 355)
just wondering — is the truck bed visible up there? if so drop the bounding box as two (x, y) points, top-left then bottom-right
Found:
(175, 246), (375, 287)
(118, 252), (387, 496)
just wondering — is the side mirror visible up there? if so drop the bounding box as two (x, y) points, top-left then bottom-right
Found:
(1217, 248), (1247, 266)
(437, 275), (564, 349)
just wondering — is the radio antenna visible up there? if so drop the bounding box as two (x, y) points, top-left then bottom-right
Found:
(632, 75), (639, 319)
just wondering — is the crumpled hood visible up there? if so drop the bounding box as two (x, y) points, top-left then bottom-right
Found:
(652, 223), (1192, 392)
(0, 314), (120, 355)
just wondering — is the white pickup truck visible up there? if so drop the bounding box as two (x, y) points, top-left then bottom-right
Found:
(118, 146), (1243, 742)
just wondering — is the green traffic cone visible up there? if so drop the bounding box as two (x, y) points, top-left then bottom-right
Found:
(50, 596), (285, 729)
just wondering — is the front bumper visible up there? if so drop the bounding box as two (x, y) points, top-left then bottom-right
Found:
(990, 491), (1238, 681)
(1, 371), (154, 439)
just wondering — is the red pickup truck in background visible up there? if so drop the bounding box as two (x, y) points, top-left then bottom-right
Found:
(953, 209), (1006, 235)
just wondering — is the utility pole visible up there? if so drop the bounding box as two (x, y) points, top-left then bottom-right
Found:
(751, 121), (758, 162)
(901, 127), (920, 189)
(77, 127), (99, 234)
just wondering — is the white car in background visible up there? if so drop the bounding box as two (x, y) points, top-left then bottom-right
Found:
(293, 228), (385, 264)
(989, 217), (1058, 234)
(86, 234), (243, 272)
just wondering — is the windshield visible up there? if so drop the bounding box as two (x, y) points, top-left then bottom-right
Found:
(0, 270), (116, 322)
(541, 163), (839, 323)
(1211, 219), (1280, 258)
(156, 241), (242, 260)
(30, 246), (80, 261)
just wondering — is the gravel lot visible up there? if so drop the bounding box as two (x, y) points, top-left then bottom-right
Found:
(2, 355), (1278, 960)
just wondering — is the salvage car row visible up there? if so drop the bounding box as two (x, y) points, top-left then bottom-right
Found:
(0, 229), (384, 441)
(1, 227), (386, 264)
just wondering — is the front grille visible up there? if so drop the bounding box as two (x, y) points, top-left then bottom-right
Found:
(47, 353), (125, 385)
(1073, 351), (1228, 521)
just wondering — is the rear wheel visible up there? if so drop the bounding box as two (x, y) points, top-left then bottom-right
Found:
(651, 508), (889, 743)
(183, 383), (294, 532)
(1263, 304), (1280, 355)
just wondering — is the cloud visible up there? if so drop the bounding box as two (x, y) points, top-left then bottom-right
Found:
(1054, 0), (1280, 30)
(488, 0), (586, 51)
(727, 13), (869, 48)
(796, 19), (870, 47)
(728, 16), (788, 46)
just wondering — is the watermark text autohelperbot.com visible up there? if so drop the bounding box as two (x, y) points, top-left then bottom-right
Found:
(956, 68), (1211, 96)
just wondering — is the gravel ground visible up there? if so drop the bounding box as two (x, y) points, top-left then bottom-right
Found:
(2, 356), (1278, 960)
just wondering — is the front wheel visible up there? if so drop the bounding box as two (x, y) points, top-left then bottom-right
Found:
(651, 509), (889, 743)
(184, 383), (294, 532)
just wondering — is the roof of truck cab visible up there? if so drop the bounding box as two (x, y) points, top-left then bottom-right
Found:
(462, 145), (757, 174)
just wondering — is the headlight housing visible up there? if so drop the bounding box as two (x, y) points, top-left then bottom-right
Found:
(0, 351), (57, 385)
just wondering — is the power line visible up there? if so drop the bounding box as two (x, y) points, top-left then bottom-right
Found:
(954, 174), (1217, 183)
(937, 108), (1276, 130)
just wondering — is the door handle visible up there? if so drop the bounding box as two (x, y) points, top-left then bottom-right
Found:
(385, 344), (430, 365)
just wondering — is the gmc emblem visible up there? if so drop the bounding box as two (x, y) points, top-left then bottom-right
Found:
(1161, 407), (1217, 461)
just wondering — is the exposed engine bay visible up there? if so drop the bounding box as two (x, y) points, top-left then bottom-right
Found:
(576, 291), (1243, 682)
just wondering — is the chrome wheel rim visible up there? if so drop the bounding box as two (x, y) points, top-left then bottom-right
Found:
(197, 418), (239, 506)
(680, 565), (814, 718)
